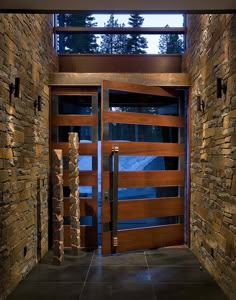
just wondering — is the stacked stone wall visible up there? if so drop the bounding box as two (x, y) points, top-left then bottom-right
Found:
(0, 14), (58, 299)
(185, 14), (236, 299)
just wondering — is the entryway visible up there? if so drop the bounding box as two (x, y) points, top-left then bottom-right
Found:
(50, 79), (188, 255)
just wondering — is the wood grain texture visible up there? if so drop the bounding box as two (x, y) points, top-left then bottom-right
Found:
(54, 27), (186, 34)
(58, 56), (183, 74)
(102, 197), (184, 222)
(103, 111), (184, 127)
(50, 86), (98, 95)
(102, 141), (184, 156)
(49, 72), (191, 87)
(64, 197), (97, 216)
(64, 225), (97, 248)
(102, 80), (178, 97)
(64, 170), (97, 186)
(51, 142), (97, 155)
(102, 223), (184, 254)
(51, 114), (97, 126)
(102, 170), (184, 188)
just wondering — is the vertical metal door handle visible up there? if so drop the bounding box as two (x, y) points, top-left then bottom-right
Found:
(112, 145), (119, 248)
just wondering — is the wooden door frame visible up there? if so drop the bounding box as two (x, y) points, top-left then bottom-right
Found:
(49, 75), (191, 251)
(100, 80), (190, 254)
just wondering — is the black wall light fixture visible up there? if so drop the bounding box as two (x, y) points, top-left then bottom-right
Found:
(197, 95), (205, 112)
(9, 77), (20, 100)
(217, 78), (227, 98)
(34, 96), (42, 112)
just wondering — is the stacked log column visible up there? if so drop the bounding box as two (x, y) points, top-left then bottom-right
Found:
(69, 133), (80, 255)
(52, 149), (64, 265)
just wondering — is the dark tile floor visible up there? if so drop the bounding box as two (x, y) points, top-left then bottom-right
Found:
(7, 247), (228, 300)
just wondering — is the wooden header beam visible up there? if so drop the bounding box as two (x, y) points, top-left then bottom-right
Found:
(0, 0), (235, 12)
(49, 73), (191, 87)
(54, 27), (186, 35)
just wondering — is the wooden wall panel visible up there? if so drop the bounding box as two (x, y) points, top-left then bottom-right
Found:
(102, 170), (184, 188)
(102, 224), (184, 254)
(102, 141), (184, 156)
(49, 73), (191, 87)
(51, 115), (97, 126)
(103, 111), (184, 127)
(59, 55), (182, 73)
(102, 197), (184, 222)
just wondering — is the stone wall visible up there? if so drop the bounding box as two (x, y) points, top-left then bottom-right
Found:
(0, 14), (58, 299)
(185, 14), (236, 299)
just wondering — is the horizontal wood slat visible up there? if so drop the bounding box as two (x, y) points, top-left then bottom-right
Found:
(102, 141), (184, 156)
(51, 115), (97, 126)
(102, 170), (184, 188)
(51, 142), (97, 156)
(102, 197), (184, 222)
(64, 170), (97, 186)
(54, 27), (186, 34)
(102, 80), (178, 97)
(50, 86), (98, 95)
(49, 73), (191, 87)
(103, 111), (184, 127)
(64, 225), (97, 248)
(102, 223), (184, 254)
(64, 197), (97, 216)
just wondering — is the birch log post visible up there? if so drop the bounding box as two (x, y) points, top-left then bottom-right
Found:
(68, 132), (80, 255)
(52, 149), (64, 265)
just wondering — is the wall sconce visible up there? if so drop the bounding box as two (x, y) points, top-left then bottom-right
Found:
(34, 96), (42, 112)
(9, 77), (20, 100)
(197, 95), (205, 112)
(217, 78), (227, 98)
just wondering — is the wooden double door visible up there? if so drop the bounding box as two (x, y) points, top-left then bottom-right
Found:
(51, 80), (186, 255)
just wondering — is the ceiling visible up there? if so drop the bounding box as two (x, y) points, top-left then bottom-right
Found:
(0, 0), (235, 13)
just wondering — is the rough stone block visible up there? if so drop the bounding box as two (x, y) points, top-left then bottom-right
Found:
(0, 148), (13, 159)
(231, 175), (236, 195)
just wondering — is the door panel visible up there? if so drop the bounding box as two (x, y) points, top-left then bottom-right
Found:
(102, 224), (184, 254)
(50, 88), (98, 248)
(101, 80), (185, 254)
(102, 141), (184, 156)
(103, 197), (184, 222)
(102, 170), (184, 188)
(103, 111), (184, 127)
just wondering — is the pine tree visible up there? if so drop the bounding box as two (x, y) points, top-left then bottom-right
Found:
(159, 25), (184, 54)
(57, 14), (99, 53)
(99, 14), (127, 54)
(126, 14), (148, 54)
(57, 14), (67, 53)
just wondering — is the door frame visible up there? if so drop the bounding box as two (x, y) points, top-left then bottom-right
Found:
(49, 76), (191, 252)
(100, 80), (190, 254)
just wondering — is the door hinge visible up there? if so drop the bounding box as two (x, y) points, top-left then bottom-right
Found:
(113, 236), (118, 247)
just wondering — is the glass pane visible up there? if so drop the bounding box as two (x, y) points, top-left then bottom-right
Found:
(55, 13), (185, 54)
(79, 156), (92, 170)
(52, 95), (92, 115)
(109, 124), (178, 142)
(118, 186), (179, 200)
(118, 156), (165, 171)
(55, 14), (184, 28)
(113, 156), (178, 171)
(63, 216), (93, 225)
(118, 215), (183, 230)
(52, 126), (92, 142)
(80, 216), (93, 226)
(80, 186), (92, 197)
